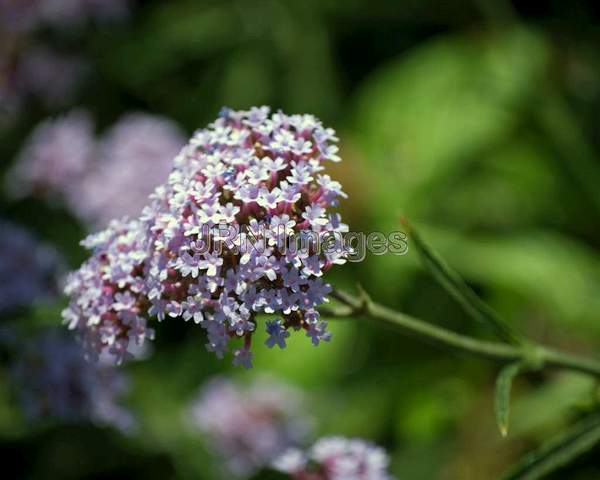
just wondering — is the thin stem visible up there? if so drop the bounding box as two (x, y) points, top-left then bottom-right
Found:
(328, 288), (600, 378)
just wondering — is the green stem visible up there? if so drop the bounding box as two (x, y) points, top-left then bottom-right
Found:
(328, 288), (600, 378)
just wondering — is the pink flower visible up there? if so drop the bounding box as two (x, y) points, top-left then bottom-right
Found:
(274, 437), (394, 480)
(63, 107), (348, 366)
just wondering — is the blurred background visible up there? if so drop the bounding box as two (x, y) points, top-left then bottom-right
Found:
(2, 0), (600, 478)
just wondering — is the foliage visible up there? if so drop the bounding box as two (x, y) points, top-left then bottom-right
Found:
(2, 1), (600, 479)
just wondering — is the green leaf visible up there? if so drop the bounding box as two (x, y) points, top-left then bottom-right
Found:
(352, 27), (549, 222)
(504, 412), (600, 480)
(510, 374), (596, 437)
(495, 362), (524, 437)
(537, 90), (600, 215)
(405, 220), (522, 345)
(426, 227), (600, 337)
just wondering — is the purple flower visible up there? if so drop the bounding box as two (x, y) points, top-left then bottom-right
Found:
(0, 220), (63, 313)
(232, 347), (254, 369)
(287, 162), (314, 184)
(64, 107), (348, 366)
(16, 46), (88, 107)
(257, 186), (282, 210)
(199, 253), (224, 277)
(263, 156), (287, 172)
(70, 112), (185, 227)
(188, 376), (311, 477)
(175, 251), (203, 278)
(62, 218), (154, 363)
(302, 205), (328, 227)
(306, 321), (332, 346)
(273, 436), (394, 480)
(9, 111), (185, 229)
(11, 329), (135, 432)
(265, 319), (290, 349)
(7, 110), (95, 200)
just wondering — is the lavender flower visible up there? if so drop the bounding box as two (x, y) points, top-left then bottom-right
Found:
(11, 329), (134, 431)
(188, 376), (311, 478)
(62, 218), (154, 364)
(0, 46), (87, 124)
(37, 0), (130, 28)
(0, 0), (127, 123)
(63, 107), (348, 366)
(0, 220), (62, 313)
(7, 110), (95, 200)
(0, 1), (41, 33)
(9, 111), (185, 228)
(16, 46), (88, 107)
(70, 112), (185, 227)
(273, 437), (395, 480)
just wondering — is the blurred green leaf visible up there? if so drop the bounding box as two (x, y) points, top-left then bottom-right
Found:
(511, 374), (595, 436)
(494, 362), (523, 437)
(98, 3), (240, 87)
(396, 377), (471, 442)
(96, 0), (340, 123)
(436, 138), (561, 229)
(423, 226), (600, 337)
(504, 412), (600, 480)
(406, 220), (521, 344)
(353, 27), (549, 221)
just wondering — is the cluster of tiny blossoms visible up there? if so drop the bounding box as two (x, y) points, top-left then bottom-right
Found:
(273, 437), (395, 480)
(11, 329), (134, 431)
(63, 218), (154, 364)
(63, 107), (348, 367)
(189, 376), (311, 477)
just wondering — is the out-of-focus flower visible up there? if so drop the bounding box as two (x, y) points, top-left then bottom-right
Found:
(70, 113), (185, 226)
(0, 220), (62, 313)
(0, 1), (41, 34)
(7, 109), (95, 200)
(0, 0), (129, 123)
(38, 0), (130, 29)
(11, 329), (135, 431)
(9, 110), (185, 227)
(63, 106), (348, 365)
(16, 46), (88, 106)
(0, 0), (130, 34)
(273, 436), (395, 480)
(188, 376), (311, 478)
(0, 46), (87, 124)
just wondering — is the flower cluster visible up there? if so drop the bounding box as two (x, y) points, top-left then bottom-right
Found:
(274, 437), (395, 480)
(9, 110), (185, 227)
(188, 376), (311, 477)
(63, 107), (348, 367)
(8, 110), (96, 200)
(0, 220), (62, 313)
(11, 329), (135, 431)
(63, 218), (154, 364)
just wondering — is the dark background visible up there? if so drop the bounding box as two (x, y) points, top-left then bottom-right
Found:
(2, 0), (600, 478)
